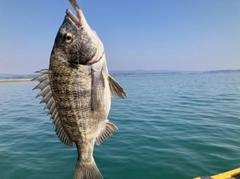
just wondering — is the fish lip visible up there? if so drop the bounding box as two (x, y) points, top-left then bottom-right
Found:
(66, 9), (82, 28)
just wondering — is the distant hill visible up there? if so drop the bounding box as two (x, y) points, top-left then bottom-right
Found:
(0, 69), (239, 79)
(0, 73), (37, 80)
(205, 69), (240, 74)
(109, 69), (240, 76)
(109, 70), (183, 76)
(0, 74), (16, 78)
(110, 69), (240, 76)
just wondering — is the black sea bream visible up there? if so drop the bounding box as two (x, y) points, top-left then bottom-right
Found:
(33, 2), (126, 178)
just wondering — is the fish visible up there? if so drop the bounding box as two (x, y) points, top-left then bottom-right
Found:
(32, 1), (126, 179)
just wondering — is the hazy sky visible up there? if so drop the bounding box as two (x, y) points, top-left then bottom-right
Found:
(1, 0), (240, 74)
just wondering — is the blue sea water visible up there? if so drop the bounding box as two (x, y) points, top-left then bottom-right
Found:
(0, 71), (240, 179)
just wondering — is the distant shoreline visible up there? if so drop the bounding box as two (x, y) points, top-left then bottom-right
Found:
(0, 69), (240, 82)
(0, 79), (32, 83)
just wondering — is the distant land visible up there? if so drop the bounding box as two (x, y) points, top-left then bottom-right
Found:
(109, 69), (240, 76)
(0, 69), (239, 82)
(0, 74), (36, 80)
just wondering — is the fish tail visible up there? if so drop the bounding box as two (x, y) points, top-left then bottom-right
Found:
(74, 159), (103, 179)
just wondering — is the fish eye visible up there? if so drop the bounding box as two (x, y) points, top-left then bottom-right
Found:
(64, 33), (73, 43)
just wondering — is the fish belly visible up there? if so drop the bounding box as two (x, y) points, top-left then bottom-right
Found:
(49, 63), (109, 145)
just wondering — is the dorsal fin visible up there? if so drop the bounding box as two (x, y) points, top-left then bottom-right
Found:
(108, 75), (127, 98)
(33, 69), (73, 146)
(96, 120), (118, 145)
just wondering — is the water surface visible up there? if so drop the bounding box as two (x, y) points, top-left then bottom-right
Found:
(0, 72), (240, 179)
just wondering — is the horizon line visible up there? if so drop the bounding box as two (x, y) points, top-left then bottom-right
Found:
(0, 69), (240, 75)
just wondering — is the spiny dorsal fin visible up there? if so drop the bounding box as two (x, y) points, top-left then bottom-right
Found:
(32, 69), (73, 146)
(96, 120), (118, 145)
(108, 75), (127, 98)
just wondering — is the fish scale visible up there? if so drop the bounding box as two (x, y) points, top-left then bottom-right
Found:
(50, 66), (94, 141)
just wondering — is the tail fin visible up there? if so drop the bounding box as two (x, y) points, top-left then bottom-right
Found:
(74, 159), (103, 179)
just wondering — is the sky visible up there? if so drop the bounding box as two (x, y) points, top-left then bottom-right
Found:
(0, 0), (240, 74)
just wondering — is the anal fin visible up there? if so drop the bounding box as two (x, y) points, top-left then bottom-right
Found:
(96, 120), (118, 145)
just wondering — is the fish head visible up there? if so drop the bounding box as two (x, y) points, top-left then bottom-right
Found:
(50, 9), (104, 68)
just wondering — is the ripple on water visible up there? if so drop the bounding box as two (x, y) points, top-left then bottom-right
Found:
(1, 73), (240, 179)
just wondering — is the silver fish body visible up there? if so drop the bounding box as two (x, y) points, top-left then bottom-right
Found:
(33, 8), (126, 179)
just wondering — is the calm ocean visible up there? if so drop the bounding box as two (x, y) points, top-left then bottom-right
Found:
(0, 71), (240, 179)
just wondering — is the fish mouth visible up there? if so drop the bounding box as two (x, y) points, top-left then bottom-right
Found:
(65, 9), (104, 65)
(66, 9), (82, 27)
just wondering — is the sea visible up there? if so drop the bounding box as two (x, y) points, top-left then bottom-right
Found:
(0, 71), (240, 179)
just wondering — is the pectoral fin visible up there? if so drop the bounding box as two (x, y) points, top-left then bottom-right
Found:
(96, 120), (118, 145)
(108, 75), (127, 98)
(91, 68), (104, 110)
